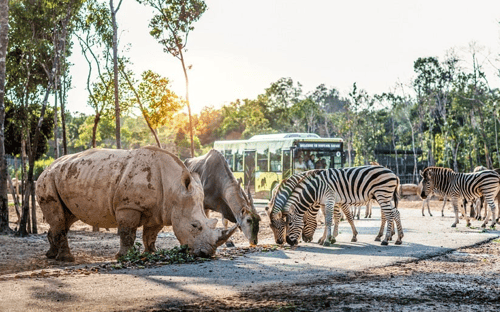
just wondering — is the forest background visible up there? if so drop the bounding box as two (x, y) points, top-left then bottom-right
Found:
(2, 1), (500, 236)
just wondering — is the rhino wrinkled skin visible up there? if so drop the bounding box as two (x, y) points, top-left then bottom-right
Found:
(36, 146), (236, 262)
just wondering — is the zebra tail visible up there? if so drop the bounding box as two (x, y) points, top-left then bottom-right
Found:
(393, 176), (400, 209)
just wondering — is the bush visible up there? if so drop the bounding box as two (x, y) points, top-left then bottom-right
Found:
(34, 157), (54, 180)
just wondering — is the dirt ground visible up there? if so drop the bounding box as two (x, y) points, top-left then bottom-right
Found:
(1, 198), (500, 311)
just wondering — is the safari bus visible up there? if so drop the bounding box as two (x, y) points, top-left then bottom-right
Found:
(213, 133), (344, 199)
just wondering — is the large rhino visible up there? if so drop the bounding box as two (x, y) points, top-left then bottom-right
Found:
(36, 146), (237, 262)
(184, 150), (261, 245)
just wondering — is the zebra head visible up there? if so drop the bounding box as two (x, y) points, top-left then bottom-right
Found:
(419, 168), (435, 199)
(265, 207), (286, 244)
(285, 209), (304, 247)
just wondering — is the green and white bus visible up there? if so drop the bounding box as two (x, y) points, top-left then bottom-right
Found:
(213, 133), (344, 199)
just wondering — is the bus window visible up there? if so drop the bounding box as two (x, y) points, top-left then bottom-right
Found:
(283, 150), (291, 178)
(244, 151), (256, 194)
(235, 151), (244, 172)
(224, 151), (233, 170)
(294, 150), (307, 173)
(257, 148), (269, 172)
(270, 148), (282, 172)
(334, 151), (342, 169)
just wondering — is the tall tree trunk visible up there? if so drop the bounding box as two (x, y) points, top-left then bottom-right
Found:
(91, 111), (100, 232)
(0, 0), (11, 234)
(495, 115), (500, 167)
(53, 81), (59, 159)
(411, 125), (418, 184)
(110, 0), (122, 149)
(452, 140), (460, 172)
(60, 82), (67, 155)
(179, 51), (194, 157)
(92, 113), (100, 148)
(391, 117), (399, 175)
(30, 180), (37, 234)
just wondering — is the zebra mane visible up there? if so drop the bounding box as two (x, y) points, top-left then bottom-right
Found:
(422, 166), (454, 175)
(269, 170), (321, 217)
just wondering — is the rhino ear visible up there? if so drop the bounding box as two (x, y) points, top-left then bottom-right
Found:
(181, 171), (192, 191)
(182, 171), (200, 192)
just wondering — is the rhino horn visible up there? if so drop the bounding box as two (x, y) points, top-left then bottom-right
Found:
(247, 188), (254, 205)
(215, 224), (238, 247)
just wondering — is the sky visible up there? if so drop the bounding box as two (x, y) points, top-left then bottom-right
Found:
(66, 0), (500, 115)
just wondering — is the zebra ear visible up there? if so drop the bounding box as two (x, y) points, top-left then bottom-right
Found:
(419, 170), (424, 177)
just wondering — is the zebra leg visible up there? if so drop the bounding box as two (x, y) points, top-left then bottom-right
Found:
(441, 196), (447, 217)
(375, 212), (385, 242)
(367, 201), (372, 218)
(355, 206), (360, 220)
(422, 198), (432, 217)
(318, 201), (335, 246)
(302, 207), (319, 243)
(464, 201), (471, 227)
(427, 198), (433, 217)
(340, 204), (358, 242)
(394, 209), (404, 245)
(379, 205), (395, 245)
(451, 199), (460, 227)
(482, 197), (497, 229)
(364, 201), (371, 218)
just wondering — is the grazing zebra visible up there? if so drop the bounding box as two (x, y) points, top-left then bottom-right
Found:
(266, 170), (360, 244)
(419, 167), (500, 228)
(266, 170), (322, 245)
(271, 165), (402, 246)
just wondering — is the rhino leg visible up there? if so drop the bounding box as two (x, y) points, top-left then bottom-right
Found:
(41, 197), (78, 262)
(117, 227), (137, 259)
(143, 224), (163, 253)
(116, 209), (141, 259)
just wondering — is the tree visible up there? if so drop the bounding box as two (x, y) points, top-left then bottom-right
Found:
(11, 0), (82, 237)
(122, 69), (184, 147)
(0, 0), (11, 234)
(196, 105), (223, 146)
(110, 0), (122, 149)
(139, 0), (207, 157)
(264, 77), (303, 131)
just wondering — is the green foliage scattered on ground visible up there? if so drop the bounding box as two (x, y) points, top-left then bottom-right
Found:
(116, 242), (207, 267)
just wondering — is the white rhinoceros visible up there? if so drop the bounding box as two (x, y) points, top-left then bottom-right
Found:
(36, 146), (236, 262)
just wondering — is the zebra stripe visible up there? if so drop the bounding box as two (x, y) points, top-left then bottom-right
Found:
(420, 166), (500, 228)
(280, 165), (402, 246)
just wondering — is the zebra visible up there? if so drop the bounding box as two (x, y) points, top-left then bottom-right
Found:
(419, 166), (500, 228)
(273, 165), (402, 246)
(470, 167), (500, 222)
(418, 181), (449, 217)
(266, 170), (322, 245)
(352, 200), (373, 219)
(266, 170), (360, 244)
